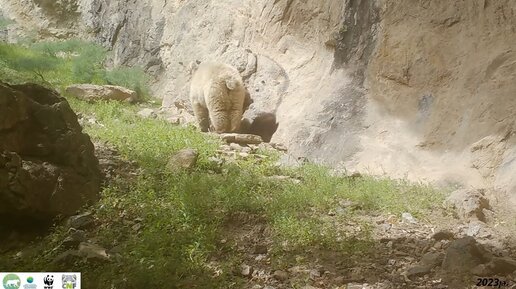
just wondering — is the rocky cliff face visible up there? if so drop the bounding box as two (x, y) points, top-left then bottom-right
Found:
(1, 0), (515, 207)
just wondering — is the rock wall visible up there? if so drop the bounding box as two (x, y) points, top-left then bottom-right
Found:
(1, 0), (515, 207)
(353, 0), (516, 206)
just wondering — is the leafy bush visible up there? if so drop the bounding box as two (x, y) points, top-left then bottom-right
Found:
(104, 67), (150, 99)
(0, 43), (60, 83)
(0, 39), (150, 97)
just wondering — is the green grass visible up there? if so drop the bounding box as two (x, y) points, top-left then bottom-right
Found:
(0, 98), (443, 288)
(2, 97), (444, 287)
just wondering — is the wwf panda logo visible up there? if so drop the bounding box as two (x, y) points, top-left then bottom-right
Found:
(43, 275), (54, 289)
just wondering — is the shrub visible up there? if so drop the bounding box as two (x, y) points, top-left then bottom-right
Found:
(104, 67), (150, 98)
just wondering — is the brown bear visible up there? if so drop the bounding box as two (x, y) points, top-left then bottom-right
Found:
(189, 62), (246, 133)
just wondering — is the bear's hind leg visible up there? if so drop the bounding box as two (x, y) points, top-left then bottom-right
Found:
(192, 102), (210, 132)
(209, 109), (231, 133)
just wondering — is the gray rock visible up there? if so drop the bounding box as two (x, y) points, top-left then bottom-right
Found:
(446, 189), (491, 222)
(0, 83), (100, 222)
(78, 242), (110, 262)
(241, 264), (253, 277)
(273, 270), (289, 281)
(489, 257), (516, 275)
(62, 229), (87, 247)
(166, 148), (198, 172)
(401, 212), (418, 224)
(432, 230), (454, 241)
(442, 237), (492, 276)
(420, 252), (444, 268)
(67, 212), (94, 229)
(220, 133), (263, 145)
(65, 84), (137, 102)
(137, 108), (157, 118)
(463, 220), (493, 239)
(54, 242), (110, 264)
(309, 269), (322, 280)
(465, 220), (482, 237)
(406, 265), (431, 278)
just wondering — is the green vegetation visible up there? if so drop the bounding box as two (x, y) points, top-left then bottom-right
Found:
(0, 38), (445, 288)
(0, 39), (149, 98)
(3, 98), (443, 288)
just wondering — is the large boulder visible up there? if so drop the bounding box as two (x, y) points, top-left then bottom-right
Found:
(65, 84), (137, 102)
(0, 82), (100, 223)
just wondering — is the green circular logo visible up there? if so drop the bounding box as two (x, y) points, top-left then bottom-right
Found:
(2, 274), (21, 289)
(26, 277), (33, 284)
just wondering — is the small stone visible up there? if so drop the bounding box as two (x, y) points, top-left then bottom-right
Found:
(78, 242), (110, 261)
(442, 237), (492, 276)
(490, 257), (516, 274)
(432, 230), (454, 241)
(420, 252), (444, 269)
(241, 147), (252, 154)
(166, 148), (198, 172)
(445, 189), (491, 221)
(67, 212), (94, 229)
(380, 223), (392, 231)
(238, 152), (250, 158)
(465, 220), (483, 237)
(401, 212), (418, 224)
(131, 223), (142, 232)
(406, 265), (431, 278)
(137, 108), (157, 118)
(220, 133), (263, 145)
(241, 264), (253, 277)
(309, 269), (321, 280)
(270, 142), (287, 151)
(273, 270), (289, 281)
(229, 143), (243, 151)
(62, 229), (87, 247)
